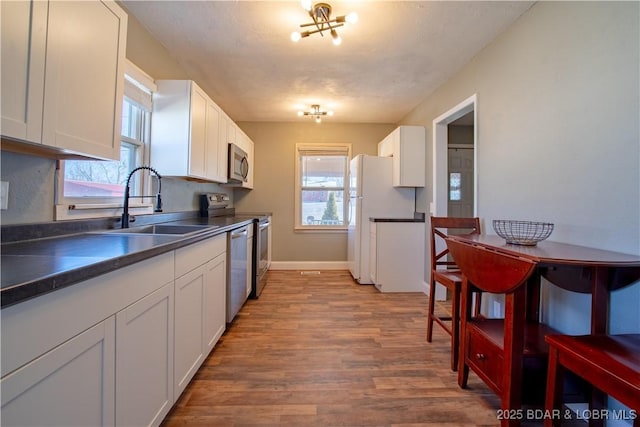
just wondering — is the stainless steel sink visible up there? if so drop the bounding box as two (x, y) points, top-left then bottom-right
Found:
(101, 224), (216, 236)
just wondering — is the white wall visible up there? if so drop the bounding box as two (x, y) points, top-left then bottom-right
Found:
(402, 2), (640, 334)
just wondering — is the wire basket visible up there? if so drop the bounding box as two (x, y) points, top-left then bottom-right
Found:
(492, 220), (554, 246)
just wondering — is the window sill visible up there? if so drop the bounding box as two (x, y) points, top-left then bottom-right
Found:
(54, 204), (153, 221)
(294, 226), (348, 234)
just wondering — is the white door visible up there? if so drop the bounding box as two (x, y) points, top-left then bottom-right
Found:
(447, 147), (474, 218)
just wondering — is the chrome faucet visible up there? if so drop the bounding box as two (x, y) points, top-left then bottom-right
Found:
(121, 166), (163, 228)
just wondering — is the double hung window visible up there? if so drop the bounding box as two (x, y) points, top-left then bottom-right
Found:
(295, 144), (351, 231)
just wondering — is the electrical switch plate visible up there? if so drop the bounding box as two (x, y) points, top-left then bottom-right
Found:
(1, 181), (8, 210)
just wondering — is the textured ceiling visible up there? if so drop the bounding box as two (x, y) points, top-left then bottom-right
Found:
(121, 1), (534, 123)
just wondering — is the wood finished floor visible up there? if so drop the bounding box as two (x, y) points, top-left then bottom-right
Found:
(161, 270), (504, 426)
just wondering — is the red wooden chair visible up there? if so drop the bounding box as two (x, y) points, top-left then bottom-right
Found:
(544, 333), (640, 427)
(426, 216), (481, 371)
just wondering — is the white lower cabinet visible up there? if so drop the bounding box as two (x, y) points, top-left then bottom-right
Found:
(174, 234), (227, 400)
(116, 282), (174, 427)
(1, 233), (228, 427)
(174, 263), (207, 398)
(1, 317), (116, 427)
(205, 252), (227, 352)
(370, 221), (426, 292)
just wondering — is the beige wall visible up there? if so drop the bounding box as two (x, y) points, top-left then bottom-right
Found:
(234, 122), (395, 262)
(400, 1), (639, 334)
(122, 7), (186, 80)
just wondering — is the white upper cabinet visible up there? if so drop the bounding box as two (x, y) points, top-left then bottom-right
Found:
(151, 80), (228, 183)
(206, 102), (227, 184)
(1, 0), (127, 160)
(377, 126), (425, 187)
(0, 0), (46, 143)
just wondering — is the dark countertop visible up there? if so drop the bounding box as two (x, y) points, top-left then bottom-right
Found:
(369, 212), (426, 223)
(1, 213), (257, 308)
(369, 217), (425, 223)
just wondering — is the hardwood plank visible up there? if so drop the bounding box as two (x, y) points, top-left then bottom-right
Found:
(161, 270), (506, 427)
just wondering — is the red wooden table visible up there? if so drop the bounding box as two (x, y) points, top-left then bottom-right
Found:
(444, 234), (640, 427)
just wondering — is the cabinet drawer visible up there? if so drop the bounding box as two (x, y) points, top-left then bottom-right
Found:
(466, 326), (503, 393)
(175, 234), (226, 278)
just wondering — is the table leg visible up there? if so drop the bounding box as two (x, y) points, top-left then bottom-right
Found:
(502, 286), (526, 427)
(544, 346), (563, 427)
(457, 276), (472, 388)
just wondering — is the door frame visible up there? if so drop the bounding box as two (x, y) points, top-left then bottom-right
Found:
(431, 94), (478, 217)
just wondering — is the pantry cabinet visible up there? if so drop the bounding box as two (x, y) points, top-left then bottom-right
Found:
(377, 126), (425, 187)
(0, 0), (127, 160)
(152, 80), (228, 183)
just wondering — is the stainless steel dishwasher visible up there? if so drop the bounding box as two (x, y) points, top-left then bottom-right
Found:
(227, 225), (249, 323)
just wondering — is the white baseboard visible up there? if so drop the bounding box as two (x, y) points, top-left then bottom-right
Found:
(269, 261), (349, 270)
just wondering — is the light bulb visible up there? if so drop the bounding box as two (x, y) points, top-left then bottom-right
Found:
(315, 116), (321, 123)
(297, 111), (304, 117)
(345, 12), (358, 24)
(330, 29), (342, 46)
(300, 0), (312, 11)
(327, 111), (334, 116)
(291, 31), (302, 42)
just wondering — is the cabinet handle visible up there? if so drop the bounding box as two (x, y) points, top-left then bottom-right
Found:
(231, 229), (248, 238)
(475, 353), (486, 360)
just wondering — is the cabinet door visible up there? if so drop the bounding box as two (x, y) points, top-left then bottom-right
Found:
(188, 83), (208, 179)
(0, 0), (46, 142)
(205, 99), (225, 183)
(116, 282), (174, 427)
(218, 114), (231, 183)
(174, 264), (206, 400)
(369, 223), (378, 284)
(41, 0), (127, 160)
(1, 317), (116, 426)
(396, 126), (425, 187)
(205, 253), (227, 352)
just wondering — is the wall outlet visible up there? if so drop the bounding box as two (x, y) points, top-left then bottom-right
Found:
(0, 181), (8, 210)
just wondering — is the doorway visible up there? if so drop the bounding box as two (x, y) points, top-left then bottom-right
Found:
(447, 112), (475, 217)
(430, 95), (477, 302)
(432, 94), (477, 217)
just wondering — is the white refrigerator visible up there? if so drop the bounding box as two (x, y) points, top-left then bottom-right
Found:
(347, 155), (415, 284)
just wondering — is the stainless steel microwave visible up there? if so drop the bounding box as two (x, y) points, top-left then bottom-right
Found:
(228, 143), (249, 183)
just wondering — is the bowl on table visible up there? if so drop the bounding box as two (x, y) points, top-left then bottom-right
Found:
(492, 220), (554, 246)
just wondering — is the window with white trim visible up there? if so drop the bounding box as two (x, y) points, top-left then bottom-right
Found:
(55, 61), (156, 220)
(295, 144), (351, 231)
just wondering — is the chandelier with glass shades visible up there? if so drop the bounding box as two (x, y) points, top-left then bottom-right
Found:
(291, 1), (358, 46)
(298, 104), (334, 123)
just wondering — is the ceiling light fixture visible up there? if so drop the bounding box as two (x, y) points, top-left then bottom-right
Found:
(291, 1), (358, 46)
(297, 104), (333, 123)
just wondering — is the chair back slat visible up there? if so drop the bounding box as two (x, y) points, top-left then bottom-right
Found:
(430, 217), (481, 272)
